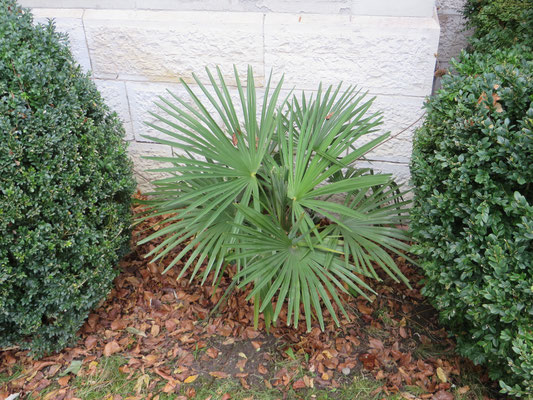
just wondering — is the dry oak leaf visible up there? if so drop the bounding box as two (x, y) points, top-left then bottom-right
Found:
(209, 371), (230, 379)
(359, 353), (376, 370)
(85, 336), (98, 350)
(457, 386), (470, 394)
(34, 361), (58, 372)
(258, 364), (268, 374)
(111, 319), (127, 331)
(399, 326), (408, 339)
(57, 375), (71, 386)
(357, 302), (373, 315)
(368, 337), (384, 350)
(244, 327), (260, 339)
(163, 382), (176, 393)
(143, 354), (159, 366)
(206, 348), (219, 359)
(154, 368), (174, 383)
(103, 341), (121, 357)
(292, 379), (306, 390)
(240, 377), (250, 389)
(151, 324), (161, 337)
(236, 358), (247, 372)
(432, 391), (454, 400)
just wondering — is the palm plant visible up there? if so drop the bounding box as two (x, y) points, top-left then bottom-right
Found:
(137, 66), (413, 331)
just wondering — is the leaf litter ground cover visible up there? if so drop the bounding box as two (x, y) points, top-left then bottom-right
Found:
(0, 198), (502, 400)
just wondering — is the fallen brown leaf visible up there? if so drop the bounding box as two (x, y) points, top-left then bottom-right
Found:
(357, 302), (373, 315)
(57, 375), (71, 386)
(432, 390), (453, 400)
(103, 341), (121, 357)
(206, 347), (218, 359)
(292, 379), (306, 389)
(210, 371), (230, 379)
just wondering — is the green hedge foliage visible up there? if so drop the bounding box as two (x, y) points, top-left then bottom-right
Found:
(411, 48), (533, 397)
(463, 0), (533, 51)
(0, 0), (136, 354)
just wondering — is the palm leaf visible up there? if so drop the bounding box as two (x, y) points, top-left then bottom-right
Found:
(137, 66), (414, 332)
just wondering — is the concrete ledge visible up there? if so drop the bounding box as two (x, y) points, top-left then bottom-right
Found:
(22, 0), (435, 17)
(352, 0), (435, 17)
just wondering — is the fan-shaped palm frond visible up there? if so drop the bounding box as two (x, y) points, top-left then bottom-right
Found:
(138, 66), (412, 331)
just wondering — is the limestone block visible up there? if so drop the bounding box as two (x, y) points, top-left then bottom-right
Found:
(83, 10), (264, 85)
(437, 13), (471, 63)
(230, 0), (352, 14)
(127, 141), (173, 192)
(31, 9), (91, 72)
(356, 94), (425, 163)
(282, 90), (424, 163)
(436, 0), (466, 15)
(352, 0), (435, 17)
(20, 0), (133, 8)
(353, 160), (411, 186)
(264, 13), (440, 96)
(94, 79), (133, 140)
(136, 0), (232, 11)
(127, 81), (183, 143)
(127, 79), (266, 145)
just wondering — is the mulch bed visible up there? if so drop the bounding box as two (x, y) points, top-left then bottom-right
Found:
(0, 198), (499, 400)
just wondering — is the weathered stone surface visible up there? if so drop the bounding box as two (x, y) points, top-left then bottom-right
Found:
(358, 94), (424, 163)
(20, 0), (134, 8)
(21, 0), (434, 16)
(83, 10), (264, 85)
(436, 0), (465, 14)
(354, 160), (411, 186)
(127, 79), (266, 144)
(232, 0), (352, 14)
(352, 0), (434, 17)
(264, 13), (440, 96)
(437, 13), (470, 63)
(282, 90), (424, 163)
(94, 79), (133, 140)
(127, 81), (183, 143)
(136, 0), (232, 11)
(127, 141), (173, 192)
(21, 2), (444, 185)
(32, 9), (91, 72)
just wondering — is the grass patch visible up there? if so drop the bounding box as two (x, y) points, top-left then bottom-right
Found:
(0, 358), (383, 400)
(69, 356), (137, 399)
(174, 373), (382, 400)
(0, 356), (493, 400)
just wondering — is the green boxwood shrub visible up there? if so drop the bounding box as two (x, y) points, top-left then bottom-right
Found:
(0, 0), (136, 354)
(410, 48), (533, 397)
(463, 0), (533, 51)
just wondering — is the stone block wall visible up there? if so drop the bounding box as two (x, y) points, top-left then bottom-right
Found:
(22, 0), (440, 191)
(434, 0), (471, 91)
